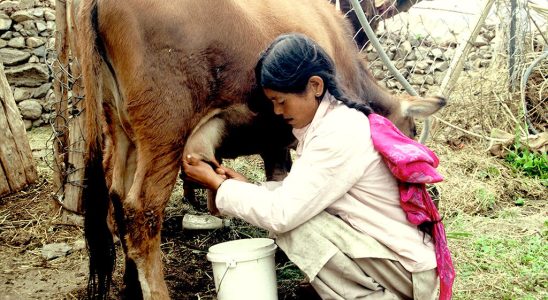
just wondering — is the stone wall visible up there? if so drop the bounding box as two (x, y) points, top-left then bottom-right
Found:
(364, 25), (498, 95)
(1, 0), (55, 130)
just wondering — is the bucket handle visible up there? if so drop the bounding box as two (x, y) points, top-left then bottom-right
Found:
(217, 259), (237, 294)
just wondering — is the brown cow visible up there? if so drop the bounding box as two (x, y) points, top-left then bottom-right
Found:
(76, 0), (445, 299)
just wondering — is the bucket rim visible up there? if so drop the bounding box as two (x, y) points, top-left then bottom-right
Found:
(207, 238), (277, 263)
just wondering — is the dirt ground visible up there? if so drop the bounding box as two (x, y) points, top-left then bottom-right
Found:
(0, 126), (90, 300)
(1, 97), (546, 299)
(0, 127), (312, 300)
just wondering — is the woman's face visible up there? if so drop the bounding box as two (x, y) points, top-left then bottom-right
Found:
(263, 76), (324, 129)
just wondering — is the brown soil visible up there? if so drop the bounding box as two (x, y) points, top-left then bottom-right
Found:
(0, 126), (310, 299)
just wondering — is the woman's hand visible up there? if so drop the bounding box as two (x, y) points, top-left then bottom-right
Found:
(215, 166), (249, 183)
(183, 154), (250, 190)
(183, 154), (226, 190)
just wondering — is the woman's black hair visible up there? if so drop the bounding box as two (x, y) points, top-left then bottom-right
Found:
(255, 33), (373, 116)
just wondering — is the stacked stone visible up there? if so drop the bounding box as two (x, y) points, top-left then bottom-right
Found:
(1, 0), (55, 130)
(365, 24), (497, 95)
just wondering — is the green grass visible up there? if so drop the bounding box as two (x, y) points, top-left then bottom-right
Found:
(277, 261), (305, 282)
(474, 187), (497, 211)
(446, 213), (547, 300)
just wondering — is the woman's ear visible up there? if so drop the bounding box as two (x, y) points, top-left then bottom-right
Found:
(308, 76), (324, 97)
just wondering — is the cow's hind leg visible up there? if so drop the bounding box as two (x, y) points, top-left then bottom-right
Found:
(103, 122), (142, 299)
(181, 179), (205, 211)
(122, 144), (181, 300)
(260, 147), (293, 181)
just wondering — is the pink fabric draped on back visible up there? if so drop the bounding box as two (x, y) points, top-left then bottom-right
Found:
(368, 113), (455, 300)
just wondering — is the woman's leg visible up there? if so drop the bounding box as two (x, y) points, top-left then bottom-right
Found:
(354, 257), (413, 299)
(311, 251), (410, 299)
(411, 268), (439, 300)
(275, 211), (439, 299)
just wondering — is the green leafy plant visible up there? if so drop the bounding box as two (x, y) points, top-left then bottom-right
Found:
(514, 198), (525, 206)
(505, 147), (547, 183)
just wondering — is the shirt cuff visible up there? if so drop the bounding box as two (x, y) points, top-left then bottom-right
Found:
(215, 179), (242, 216)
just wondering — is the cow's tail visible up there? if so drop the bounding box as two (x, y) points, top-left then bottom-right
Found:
(76, 1), (115, 299)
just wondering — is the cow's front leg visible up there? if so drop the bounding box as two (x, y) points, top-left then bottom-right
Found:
(123, 204), (167, 300)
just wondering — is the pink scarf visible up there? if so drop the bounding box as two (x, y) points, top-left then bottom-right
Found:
(368, 114), (455, 300)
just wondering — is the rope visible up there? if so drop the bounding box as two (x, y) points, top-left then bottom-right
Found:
(520, 49), (547, 135)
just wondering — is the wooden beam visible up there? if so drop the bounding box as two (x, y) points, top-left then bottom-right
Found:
(52, 0), (69, 199)
(60, 0), (86, 213)
(0, 63), (37, 196)
(439, 0), (496, 95)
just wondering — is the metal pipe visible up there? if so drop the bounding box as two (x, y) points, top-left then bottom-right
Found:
(348, 0), (433, 143)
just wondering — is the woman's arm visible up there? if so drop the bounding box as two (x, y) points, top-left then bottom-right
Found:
(215, 124), (372, 233)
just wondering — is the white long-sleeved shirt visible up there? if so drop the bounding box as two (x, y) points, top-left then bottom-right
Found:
(216, 94), (437, 272)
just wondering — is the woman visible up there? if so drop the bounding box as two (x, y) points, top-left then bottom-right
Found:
(183, 33), (454, 300)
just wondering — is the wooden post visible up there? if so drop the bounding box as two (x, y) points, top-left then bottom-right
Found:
(62, 0), (86, 213)
(438, 0), (496, 95)
(0, 63), (38, 196)
(52, 0), (69, 201)
(51, 0), (86, 215)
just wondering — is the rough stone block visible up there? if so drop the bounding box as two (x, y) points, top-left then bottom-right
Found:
(7, 36), (25, 48)
(0, 14), (12, 30)
(18, 99), (43, 120)
(33, 82), (51, 98)
(44, 8), (55, 21)
(26, 36), (45, 48)
(13, 87), (33, 102)
(0, 48), (30, 65)
(11, 10), (35, 23)
(5, 63), (49, 87)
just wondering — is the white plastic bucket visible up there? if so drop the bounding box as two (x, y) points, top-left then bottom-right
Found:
(207, 238), (278, 300)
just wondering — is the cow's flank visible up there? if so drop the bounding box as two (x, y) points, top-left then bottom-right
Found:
(76, 0), (445, 299)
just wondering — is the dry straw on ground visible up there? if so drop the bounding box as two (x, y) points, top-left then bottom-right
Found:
(425, 60), (546, 217)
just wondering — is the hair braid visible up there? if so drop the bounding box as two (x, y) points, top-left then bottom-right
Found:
(324, 75), (373, 116)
